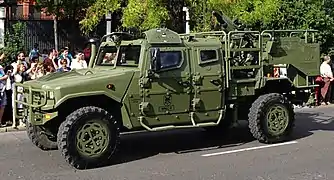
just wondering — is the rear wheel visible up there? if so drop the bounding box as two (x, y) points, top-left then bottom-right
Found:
(26, 121), (58, 150)
(248, 93), (295, 144)
(57, 106), (120, 169)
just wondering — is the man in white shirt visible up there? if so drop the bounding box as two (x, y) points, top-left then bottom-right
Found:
(320, 55), (334, 105)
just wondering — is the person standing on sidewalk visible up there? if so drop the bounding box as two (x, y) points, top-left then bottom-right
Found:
(0, 65), (9, 127)
(320, 55), (334, 105)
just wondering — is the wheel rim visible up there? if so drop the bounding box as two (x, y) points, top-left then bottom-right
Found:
(75, 119), (110, 158)
(266, 104), (289, 136)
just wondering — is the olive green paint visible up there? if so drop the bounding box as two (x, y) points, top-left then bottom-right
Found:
(14, 27), (320, 132)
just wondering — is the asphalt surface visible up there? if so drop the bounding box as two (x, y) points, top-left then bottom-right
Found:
(1, 106), (334, 180)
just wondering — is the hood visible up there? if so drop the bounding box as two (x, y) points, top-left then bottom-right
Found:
(23, 68), (136, 89)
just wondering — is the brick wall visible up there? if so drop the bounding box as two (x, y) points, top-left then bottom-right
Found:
(16, 0), (54, 20)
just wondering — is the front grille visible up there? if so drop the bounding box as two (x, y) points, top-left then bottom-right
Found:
(14, 84), (48, 124)
(14, 84), (47, 108)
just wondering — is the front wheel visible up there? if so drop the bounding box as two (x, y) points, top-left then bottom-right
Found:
(248, 93), (295, 144)
(57, 106), (120, 169)
(26, 121), (58, 150)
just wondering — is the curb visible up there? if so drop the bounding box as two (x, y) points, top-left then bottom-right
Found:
(0, 126), (26, 133)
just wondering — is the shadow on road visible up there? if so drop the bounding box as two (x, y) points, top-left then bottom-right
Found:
(89, 125), (254, 169)
(88, 109), (334, 170)
(292, 110), (334, 140)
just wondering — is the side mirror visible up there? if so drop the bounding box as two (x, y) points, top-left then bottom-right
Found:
(150, 48), (161, 72)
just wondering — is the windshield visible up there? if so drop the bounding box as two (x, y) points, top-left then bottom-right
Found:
(95, 45), (141, 67)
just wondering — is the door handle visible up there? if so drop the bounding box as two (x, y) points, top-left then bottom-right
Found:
(210, 79), (221, 86)
(178, 81), (191, 87)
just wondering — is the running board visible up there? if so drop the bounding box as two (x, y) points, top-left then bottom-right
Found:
(139, 109), (224, 131)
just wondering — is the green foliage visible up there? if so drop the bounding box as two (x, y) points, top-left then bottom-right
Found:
(35, 0), (95, 19)
(79, 0), (169, 33)
(79, 0), (121, 34)
(122, 0), (169, 31)
(36, 0), (334, 54)
(0, 22), (26, 65)
(230, 0), (281, 28)
(184, 0), (334, 53)
(269, 0), (334, 53)
(184, 0), (281, 32)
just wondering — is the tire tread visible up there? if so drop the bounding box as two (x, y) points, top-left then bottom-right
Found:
(248, 93), (295, 144)
(57, 106), (120, 169)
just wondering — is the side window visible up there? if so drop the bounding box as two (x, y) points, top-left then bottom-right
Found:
(200, 50), (218, 62)
(159, 51), (182, 70)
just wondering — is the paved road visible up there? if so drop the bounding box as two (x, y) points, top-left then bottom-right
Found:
(1, 106), (334, 180)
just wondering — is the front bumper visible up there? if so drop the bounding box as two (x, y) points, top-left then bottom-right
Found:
(13, 83), (58, 125)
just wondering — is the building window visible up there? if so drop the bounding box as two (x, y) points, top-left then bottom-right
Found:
(29, 5), (40, 19)
(9, 5), (23, 20)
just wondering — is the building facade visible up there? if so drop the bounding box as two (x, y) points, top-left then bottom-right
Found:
(1, 0), (106, 53)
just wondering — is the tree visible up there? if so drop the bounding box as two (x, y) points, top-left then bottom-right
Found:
(0, 22), (26, 65)
(35, 0), (95, 19)
(267, 0), (334, 54)
(78, 0), (122, 34)
(46, 0), (334, 54)
(35, 0), (96, 50)
(79, 0), (169, 34)
(191, 0), (334, 53)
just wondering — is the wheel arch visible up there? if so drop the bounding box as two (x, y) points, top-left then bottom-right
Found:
(261, 78), (295, 94)
(49, 94), (133, 132)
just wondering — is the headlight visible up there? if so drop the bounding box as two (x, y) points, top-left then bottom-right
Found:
(48, 91), (54, 99)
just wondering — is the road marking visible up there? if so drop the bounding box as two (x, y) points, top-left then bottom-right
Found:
(201, 141), (298, 157)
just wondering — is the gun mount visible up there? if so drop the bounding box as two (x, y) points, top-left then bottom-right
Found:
(211, 11), (259, 69)
(211, 11), (245, 32)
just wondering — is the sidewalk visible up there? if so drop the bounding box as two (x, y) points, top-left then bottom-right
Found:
(0, 125), (26, 133)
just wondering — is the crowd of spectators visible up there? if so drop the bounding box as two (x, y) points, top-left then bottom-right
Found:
(0, 43), (90, 127)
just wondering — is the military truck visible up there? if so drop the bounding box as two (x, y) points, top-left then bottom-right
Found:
(14, 12), (320, 169)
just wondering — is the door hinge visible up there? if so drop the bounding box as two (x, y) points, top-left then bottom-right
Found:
(139, 102), (152, 115)
(192, 98), (202, 111)
(139, 78), (151, 88)
(192, 75), (203, 86)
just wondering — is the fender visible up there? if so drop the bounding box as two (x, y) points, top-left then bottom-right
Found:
(54, 91), (122, 108)
(54, 73), (136, 129)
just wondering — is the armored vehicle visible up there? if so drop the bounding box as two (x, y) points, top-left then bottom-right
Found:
(14, 12), (320, 169)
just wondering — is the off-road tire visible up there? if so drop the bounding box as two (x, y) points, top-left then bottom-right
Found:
(248, 93), (295, 144)
(26, 121), (58, 150)
(57, 106), (120, 169)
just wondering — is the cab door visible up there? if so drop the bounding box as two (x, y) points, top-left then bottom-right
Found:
(139, 47), (192, 127)
(189, 47), (225, 123)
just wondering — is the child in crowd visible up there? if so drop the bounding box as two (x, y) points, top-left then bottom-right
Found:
(57, 59), (71, 72)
